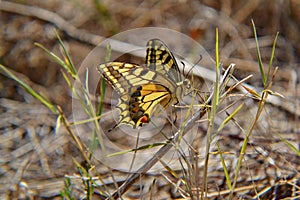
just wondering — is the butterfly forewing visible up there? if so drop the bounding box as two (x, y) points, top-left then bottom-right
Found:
(146, 39), (182, 83)
(98, 62), (138, 94)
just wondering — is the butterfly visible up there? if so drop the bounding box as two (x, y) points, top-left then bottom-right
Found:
(97, 39), (190, 129)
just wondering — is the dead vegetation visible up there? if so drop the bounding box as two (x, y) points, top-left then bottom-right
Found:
(0, 0), (300, 199)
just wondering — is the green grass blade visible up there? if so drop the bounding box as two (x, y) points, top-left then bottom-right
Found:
(0, 64), (58, 114)
(96, 43), (111, 116)
(275, 132), (300, 156)
(202, 28), (221, 199)
(214, 28), (220, 108)
(268, 32), (279, 81)
(34, 43), (69, 72)
(35, 30), (77, 78)
(217, 143), (232, 190)
(55, 30), (77, 76)
(217, 103), (244, 132)
(108, 142), (166, 157)
(251, 19), (266, 87)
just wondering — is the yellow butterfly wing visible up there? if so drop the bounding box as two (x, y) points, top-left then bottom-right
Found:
(98, 39), (187, 129)
(98, 62), (176, 128)
(146, 39), (182, 83)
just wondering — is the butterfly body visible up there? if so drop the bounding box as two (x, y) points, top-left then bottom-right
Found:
(98, 39), (190, 129)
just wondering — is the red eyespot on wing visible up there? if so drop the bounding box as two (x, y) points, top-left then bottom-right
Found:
(140, 115), (149, 123)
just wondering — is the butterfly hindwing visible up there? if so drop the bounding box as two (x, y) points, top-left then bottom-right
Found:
(128, 83), (174, 128)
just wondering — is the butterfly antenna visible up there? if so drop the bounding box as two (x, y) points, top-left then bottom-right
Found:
(181, 61), (186, 76)
(108, 121), (120, 132)
(186, 54), (203, 77)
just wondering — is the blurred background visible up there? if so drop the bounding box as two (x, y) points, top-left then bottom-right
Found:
(1, 0), (299, 199)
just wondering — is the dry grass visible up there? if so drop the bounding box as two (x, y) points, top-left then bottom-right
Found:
(1, 0), (300, 199)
